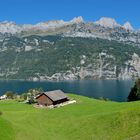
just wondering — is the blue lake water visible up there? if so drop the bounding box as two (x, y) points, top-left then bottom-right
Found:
(0, 80), (134, 102)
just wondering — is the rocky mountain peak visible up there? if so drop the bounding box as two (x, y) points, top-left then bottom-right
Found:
(70, 16), (84, 24)
(123, 21), (134, 30)
(0, 21), (21, 34)
(95, 17), (120, 28)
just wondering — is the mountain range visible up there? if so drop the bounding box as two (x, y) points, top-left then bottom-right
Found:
(0, 16), (140, 81)
(0, 16), (136, 34)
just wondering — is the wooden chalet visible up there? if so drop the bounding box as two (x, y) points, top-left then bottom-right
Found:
(36, 90), (69, 106)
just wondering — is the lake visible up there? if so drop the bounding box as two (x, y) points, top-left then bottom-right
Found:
(0, 80), (134, 102)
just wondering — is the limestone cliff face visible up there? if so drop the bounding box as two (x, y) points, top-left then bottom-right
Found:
(28, 53), (140, 81)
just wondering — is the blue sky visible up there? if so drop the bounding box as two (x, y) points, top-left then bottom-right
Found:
(0, 0), (140, 28)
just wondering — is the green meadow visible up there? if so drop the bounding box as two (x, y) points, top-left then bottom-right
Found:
(0, 94), (140, 140)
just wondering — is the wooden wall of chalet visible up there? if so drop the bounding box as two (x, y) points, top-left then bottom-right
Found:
(37, 94), (53, 106)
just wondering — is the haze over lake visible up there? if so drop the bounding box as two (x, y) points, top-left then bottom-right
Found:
(0, 80), (134, 102)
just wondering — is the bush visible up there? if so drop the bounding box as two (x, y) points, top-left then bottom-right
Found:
(21, 93), (28, 100)
(5, 91), (15, 99)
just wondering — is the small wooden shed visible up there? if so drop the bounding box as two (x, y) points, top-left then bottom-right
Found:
(36, 90), (69, 106)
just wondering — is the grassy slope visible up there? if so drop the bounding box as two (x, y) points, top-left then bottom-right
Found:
(0, 95), (140, 140)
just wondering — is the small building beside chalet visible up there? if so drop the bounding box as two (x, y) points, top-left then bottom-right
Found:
(0, 95), (7, 100)
(36, 90), (69, 106)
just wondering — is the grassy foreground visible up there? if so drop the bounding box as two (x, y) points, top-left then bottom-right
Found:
(0, 94), (140, 140)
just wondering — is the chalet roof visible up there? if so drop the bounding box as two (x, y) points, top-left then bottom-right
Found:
(36, 90), (68, 102)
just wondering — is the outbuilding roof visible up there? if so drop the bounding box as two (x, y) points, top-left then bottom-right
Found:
(36, 90), (68, 102)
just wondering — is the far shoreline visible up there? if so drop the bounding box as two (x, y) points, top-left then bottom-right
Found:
(0, 78), (135, 82)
